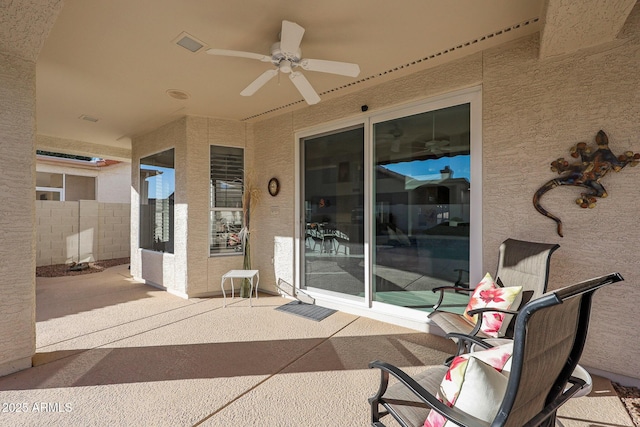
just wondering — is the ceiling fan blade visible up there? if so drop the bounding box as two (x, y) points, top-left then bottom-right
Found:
(299, 59), (360, 77)
(289, 71), (320, 105)
(240, 69), (279, 96)
(280, 20), (305, 54)
(206, 48), (271, 62)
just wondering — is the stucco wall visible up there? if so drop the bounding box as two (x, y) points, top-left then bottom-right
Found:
(248, 54), (484, 297)
(125, 6), (640, 382)
(35, 200), (130, 266)
(246, 8), (640, 382)
(188, 116), (249, 297)
(0, 0), (63, 377)
(481, 10), (640, 381)
(131, 115), (253, 297)
(131, 117), (188, 294)
(0, 50), (37, 376)
(96, 162), (131, 203)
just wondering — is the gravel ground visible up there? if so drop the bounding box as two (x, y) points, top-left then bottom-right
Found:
(36, 257), (130, 277)
(613, 383), (640, 426)
(33, 257), (640, 425)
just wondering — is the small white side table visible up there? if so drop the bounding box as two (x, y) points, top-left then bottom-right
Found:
(221, 270), (260, 307)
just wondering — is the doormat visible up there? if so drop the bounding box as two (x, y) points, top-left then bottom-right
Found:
(275, 301), (337, 322)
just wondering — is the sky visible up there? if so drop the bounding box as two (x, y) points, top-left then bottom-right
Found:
(382, 154), (470, 181)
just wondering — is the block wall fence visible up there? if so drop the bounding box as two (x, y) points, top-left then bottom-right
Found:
(36, 200), (130, 266)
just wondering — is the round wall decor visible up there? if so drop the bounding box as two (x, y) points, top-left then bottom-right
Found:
(268, 177), (280, 196)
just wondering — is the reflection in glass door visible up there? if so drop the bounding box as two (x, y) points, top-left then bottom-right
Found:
(302, 126), (365, 297)
(372, 104), (471, 309)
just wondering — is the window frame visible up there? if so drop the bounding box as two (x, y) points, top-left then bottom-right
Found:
(138, 148), (176, 254)
(209, 145), (245, 256)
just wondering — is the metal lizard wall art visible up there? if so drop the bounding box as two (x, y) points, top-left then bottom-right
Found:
(533, 130), (639, 237)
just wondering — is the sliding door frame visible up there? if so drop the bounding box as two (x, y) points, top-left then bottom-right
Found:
(294, 86), (482, 320)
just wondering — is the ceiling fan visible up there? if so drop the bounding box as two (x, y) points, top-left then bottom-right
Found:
(207, 20), (360, 105)
(409, 114), (453, 156)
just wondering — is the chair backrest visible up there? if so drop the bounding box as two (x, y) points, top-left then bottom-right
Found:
(496, 238), (560, 305)
(494, 272), (623, 427)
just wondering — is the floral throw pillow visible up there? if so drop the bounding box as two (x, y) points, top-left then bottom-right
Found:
(424, 343), (513, 427)
(462, 273), (522, 338)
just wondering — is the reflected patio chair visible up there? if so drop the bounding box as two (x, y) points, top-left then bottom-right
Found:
(333, 229), (350, 254)
(306, 225), (325, 252)
(428, 238), (560, 356)
(369, 272), (623, 427)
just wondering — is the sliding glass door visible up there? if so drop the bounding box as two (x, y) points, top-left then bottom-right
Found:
(298, 88), (480, 314)
(372, 104), (471, 309)
(301, 126), (365, 297)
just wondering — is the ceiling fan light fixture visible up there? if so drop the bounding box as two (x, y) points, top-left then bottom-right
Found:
(279, 60), (293, 74)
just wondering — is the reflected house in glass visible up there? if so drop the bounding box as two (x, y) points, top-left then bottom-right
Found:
(374, 163), (470, 284)
(412, 167), (470, 284)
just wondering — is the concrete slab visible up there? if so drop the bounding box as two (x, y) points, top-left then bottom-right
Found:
(0, 265), (632, 426)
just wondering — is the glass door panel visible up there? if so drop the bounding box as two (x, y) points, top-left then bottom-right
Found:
(302, 126), (365, 297)
(372, 104), (471, 309)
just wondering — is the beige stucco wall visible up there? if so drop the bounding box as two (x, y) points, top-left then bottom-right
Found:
(244, 7), (640, 382)
(130, 117), (187, 295)
(131, 115), (259, 297)
(126, 5), (640, 383)
(480, 12), (640, 381)
(132, 116), (253, 296)
(0, 0), (63, 376)
(96, 162), (132, 203)
(0, 50), (37, 376)
(35, 200), (130, 266)
(192, 117), (251, 297)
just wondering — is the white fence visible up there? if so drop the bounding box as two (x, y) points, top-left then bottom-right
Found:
(36, 200), (130, 266)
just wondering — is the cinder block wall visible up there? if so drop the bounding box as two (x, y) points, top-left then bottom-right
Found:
(36, 200), (130, 266)
(97, 202), (131, 261)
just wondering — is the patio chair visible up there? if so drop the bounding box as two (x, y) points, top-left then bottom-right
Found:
(369, 272), (623, 427)
(428, 238), (560, 356)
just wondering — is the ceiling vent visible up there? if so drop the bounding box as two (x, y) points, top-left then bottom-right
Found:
(174, 32), (207, 53)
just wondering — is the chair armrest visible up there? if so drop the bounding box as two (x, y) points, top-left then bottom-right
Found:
(431, 286), (473, 310)
(368, 361), (491, 427)
(466, 307), (519, 317)
(445, 333), (494, 351)
(446, 307), (519, 358)
(432, 286), (473, 293)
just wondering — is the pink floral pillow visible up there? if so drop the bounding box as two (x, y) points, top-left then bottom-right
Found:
(462, 273), (522, 338)
(424, 343), (513, 427)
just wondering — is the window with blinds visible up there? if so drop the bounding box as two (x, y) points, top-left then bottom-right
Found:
(210, 146), (244, 255)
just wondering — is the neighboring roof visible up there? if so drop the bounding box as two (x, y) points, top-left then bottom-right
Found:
(36, 151), (123, 169)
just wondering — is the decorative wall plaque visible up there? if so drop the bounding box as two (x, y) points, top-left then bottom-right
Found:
(533, 130), (639, 237)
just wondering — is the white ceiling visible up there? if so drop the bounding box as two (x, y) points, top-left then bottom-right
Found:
(30, 0), (635, 152)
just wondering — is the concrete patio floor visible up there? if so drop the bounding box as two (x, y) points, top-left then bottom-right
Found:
(0, 265), (633, 426)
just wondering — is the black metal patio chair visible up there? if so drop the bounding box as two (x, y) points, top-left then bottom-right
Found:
(428, 238), (560, 357)
(368, 272), (623, 427)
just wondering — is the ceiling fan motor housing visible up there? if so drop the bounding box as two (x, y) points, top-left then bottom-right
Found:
(270, 42), (301, 71)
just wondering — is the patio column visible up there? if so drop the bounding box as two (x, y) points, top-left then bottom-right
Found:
(0, 1), (63, 376)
